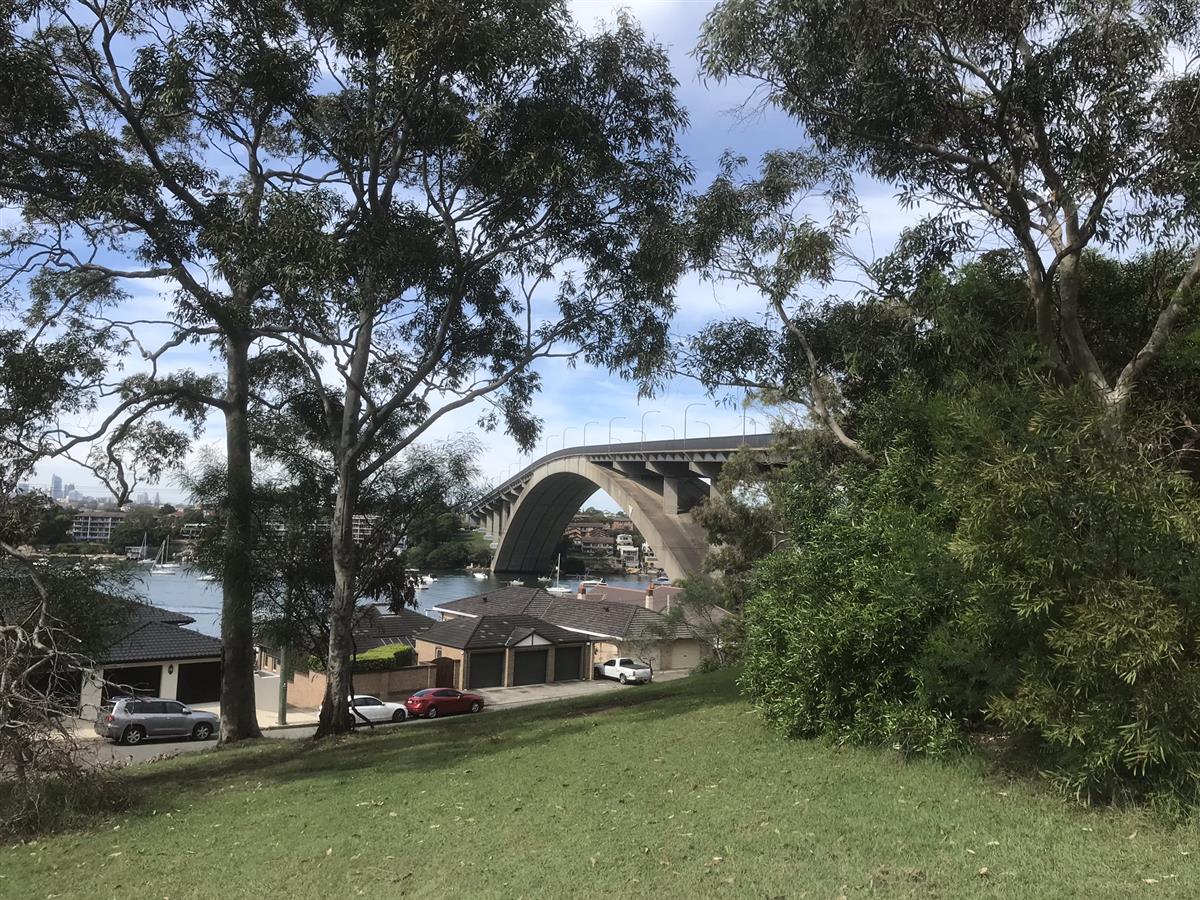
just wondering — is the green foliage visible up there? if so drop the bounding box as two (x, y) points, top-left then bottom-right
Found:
(736, 253), (1200, 803)
(353, 645), (415, 673)
(655, 573), (743, 667)
(740, 435), (968, 756)
(944, 386), (1200, 803)
(424, 541), (470, 570)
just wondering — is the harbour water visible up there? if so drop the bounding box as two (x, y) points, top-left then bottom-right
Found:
(136, 569), (661, 638)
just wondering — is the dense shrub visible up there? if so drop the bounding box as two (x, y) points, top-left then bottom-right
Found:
(353, 645), (416, 672)
(742, 380), (1200, 802)
(943, 388), (1200, 803)
(741, 437), (970, 755)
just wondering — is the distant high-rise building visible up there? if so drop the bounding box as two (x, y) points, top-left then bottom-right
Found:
(154, 491), (161, 506)
(136, 491), (150, 505)
(50, 475), (63, 500)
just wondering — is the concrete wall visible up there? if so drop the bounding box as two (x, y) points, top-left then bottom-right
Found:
(590, 639), (708, 673)
(278, 663), (449, 708)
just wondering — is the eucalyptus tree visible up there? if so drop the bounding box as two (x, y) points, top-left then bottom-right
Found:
(268, 1), (691, 736)
(186, 438), (478, 721)
(1, 0), (323, 740)
(685, 151), (871, 461)
(699, 0), (1200, 422)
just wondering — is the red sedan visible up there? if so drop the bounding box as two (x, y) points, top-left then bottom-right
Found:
(404, 688), (485, 719)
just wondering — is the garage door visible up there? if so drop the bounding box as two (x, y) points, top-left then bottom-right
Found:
(468, 651), (504, 689)
(553, 646), (583, 681)
(102, 665), (161, 702)
(513, 649), (548, 686)
(177, 661), (221, 703)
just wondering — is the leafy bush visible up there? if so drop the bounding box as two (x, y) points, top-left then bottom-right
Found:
(740, 436), (970, 756)
(425, 541), (470, 569)
(943, 387), (1200, 803)
(742, 380), (1200, 801)
(353, 645), (415, 672)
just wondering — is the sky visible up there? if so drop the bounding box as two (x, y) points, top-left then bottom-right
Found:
(27, 0), (922, 509)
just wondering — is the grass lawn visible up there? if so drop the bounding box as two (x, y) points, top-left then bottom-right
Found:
(4, 670), (1198, 899)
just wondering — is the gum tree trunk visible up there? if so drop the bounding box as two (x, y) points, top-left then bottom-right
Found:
(219, 331), (263, 743)
(315, 463), (359, 737)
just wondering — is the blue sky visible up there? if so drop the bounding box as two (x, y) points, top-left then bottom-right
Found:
(30, 0), (922, 508)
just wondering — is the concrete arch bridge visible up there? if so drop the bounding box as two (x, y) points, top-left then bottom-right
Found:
(468, 434), (775, 579)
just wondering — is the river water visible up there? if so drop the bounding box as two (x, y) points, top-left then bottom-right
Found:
(136, 569), (660, 638)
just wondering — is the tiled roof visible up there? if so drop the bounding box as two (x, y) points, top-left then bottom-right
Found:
(417, 614), (586, 650)
(432, 586), (553, 618)
(120, 599), (196, 627)
(353, 606), (436, 650)
(436, 588), (693, 641)
(100, 619), (222, 665)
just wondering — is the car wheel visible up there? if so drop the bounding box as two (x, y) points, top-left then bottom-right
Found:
(191, 722), (213, 741)
(470, 701), (482, 713)
(122, 725), (146, 746)
(619, 673), (627, 685)
(391, 710), (406, 723)
(426, 706), (439, 719)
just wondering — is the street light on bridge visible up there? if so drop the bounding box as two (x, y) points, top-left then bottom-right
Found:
(582, 421), (600, 446)
(693, 419), (712, 437)
(660, 424), (675, 440)
(683, 402), (704, 439)
(640, 409), (660, 449)
(608, 415), (626, 443)
(562, 426), (576, 449)
(544, 432), (559, 456)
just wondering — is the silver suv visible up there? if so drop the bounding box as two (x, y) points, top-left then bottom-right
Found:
(95, 697), (219, 745)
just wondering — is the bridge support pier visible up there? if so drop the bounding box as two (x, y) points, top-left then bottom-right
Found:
(661, 475), (708, 515)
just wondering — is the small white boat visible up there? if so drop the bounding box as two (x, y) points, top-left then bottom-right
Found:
(508, 579), (524, 586)
(422, 574), (437, 583)
(151, 538), (180, 575)
(579, 578), (607, 588)
(473, 572), (488, 580)
(196, 574), (217, 582)
(537, 576), (551, 583)
(418, 583), (429, 590)
(544, 555), (572, 594)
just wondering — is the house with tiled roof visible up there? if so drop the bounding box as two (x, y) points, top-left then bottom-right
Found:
(431, 584), (713, 673)
(413, 613), (593, 690)
(78, 599), (223, 718)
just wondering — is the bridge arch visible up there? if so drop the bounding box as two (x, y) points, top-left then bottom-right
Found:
(489, 456), (709, 578)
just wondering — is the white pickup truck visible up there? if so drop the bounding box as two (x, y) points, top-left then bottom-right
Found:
(595, 657), (653, 685)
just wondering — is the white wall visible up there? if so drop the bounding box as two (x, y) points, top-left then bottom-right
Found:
(79, 669), (104, 720)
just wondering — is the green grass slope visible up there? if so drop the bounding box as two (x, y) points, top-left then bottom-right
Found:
(4, 671), (1198, 899)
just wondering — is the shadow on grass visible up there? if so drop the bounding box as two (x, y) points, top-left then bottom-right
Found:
(104, 670), (740, 818)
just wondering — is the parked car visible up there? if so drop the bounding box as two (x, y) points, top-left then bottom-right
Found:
(595, 657), (653, 684)
(404, 688), (484, 719)
(95, 697), (218, 745)
(349, 694), (409, 725)
(318, 695), (409, 727)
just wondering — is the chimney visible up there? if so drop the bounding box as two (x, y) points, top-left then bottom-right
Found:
(577, 585), (587, 600)
(645, 582), (656, 609)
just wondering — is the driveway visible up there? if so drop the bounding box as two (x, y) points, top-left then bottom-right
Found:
(475, 668), (689, 708)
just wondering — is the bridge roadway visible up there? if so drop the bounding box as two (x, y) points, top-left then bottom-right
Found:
(468, 433), (776, 579)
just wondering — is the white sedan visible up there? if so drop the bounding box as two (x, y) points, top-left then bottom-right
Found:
(323, 694), (409, 725)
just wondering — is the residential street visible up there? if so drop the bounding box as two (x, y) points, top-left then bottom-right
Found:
(76, 671), (687, 766)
